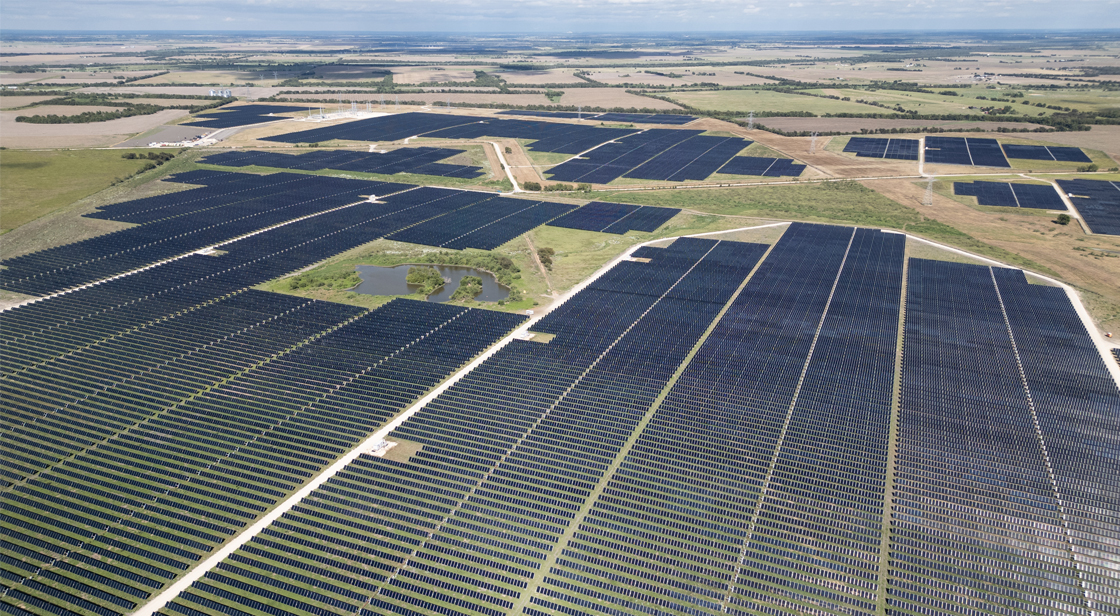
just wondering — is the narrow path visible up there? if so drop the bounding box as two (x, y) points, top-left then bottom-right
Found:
(486, 141), (521, 193)
(522, 232), (555, 296)
(1021, 173), (1092, 234)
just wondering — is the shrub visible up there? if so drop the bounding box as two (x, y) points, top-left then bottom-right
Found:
(522, 181), (542, 191)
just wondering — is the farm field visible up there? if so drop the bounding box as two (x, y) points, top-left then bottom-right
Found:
(0, 148), (167, 234)
(663, 88), (897, 114)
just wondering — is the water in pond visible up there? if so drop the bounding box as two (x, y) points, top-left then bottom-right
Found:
(353, 264), (509, 303)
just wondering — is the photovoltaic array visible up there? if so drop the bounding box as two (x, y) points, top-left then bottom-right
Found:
(2, 222), (1086, 616)
(0, 174), (579, 300)
(843, 137), (920, 160)
(545, 201), (681, 234)
(0, 173), (414, 296)
(200, 148), (484, 179)
(954, 180), (1066, 209)
(0, 294), (525, 616)
(1057, 178), (1120, 235)
(716, 156), (806, 177)
(262, 112), (637, 154)
(182, 105), (311, 129)
(591, 113), (697, 125)
(1002, 144), (1093, 163)
(895, 260), (1120, 615)
(924, 136), (1010, 167)
(381, 188), (578, 250)
(498, 110), (696, 124)
(548, 130), (751, 184)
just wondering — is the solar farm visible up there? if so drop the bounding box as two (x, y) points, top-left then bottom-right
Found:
(953, 180), (1067, 209)
(3, 39), (1120, 616)
(199, 149), (485, 179)
(1057, 179), (1120, 235)
(4, 185), (1120, 616)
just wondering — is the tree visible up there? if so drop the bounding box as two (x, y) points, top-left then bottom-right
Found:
(1056, 214), (1071, 225)
(537, 247), (555, 270)
(522, 181), (541, 191)
(504, 146), (512, 154)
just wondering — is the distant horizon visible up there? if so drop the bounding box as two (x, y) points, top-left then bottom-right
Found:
(0, 0), (1115, 35)
(3, 28), (1120, 34)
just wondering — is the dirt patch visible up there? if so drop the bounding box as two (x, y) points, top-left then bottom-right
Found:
(558, 88), (683, 110)
(0, 108), (189, 149)
(756, 117), (1049, 133)
(114, 124), (212, 147)
(863, 177), (1120, 334)
(1019, 126), (1120, 160)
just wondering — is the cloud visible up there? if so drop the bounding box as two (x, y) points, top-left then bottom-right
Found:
(0, 0), (1113, 30)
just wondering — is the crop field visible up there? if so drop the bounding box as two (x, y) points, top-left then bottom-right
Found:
(664, 89), (894, 115)
(0, 149), (169, 234)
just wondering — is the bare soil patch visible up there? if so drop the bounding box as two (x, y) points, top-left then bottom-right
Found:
(557, 88), (682, 110)
(864, 177), (1120, 334)
(0, 109), (189, 149)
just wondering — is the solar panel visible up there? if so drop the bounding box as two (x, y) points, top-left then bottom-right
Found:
(1057, 179), (1120, 235)
(200, 148), (484, 178)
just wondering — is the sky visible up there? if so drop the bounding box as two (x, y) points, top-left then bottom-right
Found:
(1, 0), (1117, 32)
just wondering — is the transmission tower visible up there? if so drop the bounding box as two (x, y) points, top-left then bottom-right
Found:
(578, 105), (582, 120)
(380, 94), (384, 108)
(395, 95), (400, 109)
(923, 177), (935, 207)
(809, 132), (819, 154)
(747, 111), (754, 130)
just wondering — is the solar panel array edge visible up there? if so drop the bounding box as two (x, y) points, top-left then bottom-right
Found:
(1056, 178), (1120, 235)
(199, 148), (485, 179)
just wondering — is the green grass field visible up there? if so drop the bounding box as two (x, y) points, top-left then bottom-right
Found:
(0, 149), (162, 233)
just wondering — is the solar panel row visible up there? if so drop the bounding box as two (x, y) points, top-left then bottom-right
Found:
(384, 190), (577, 250)
(158, 234), (768, 616)
(624, 136), (750, 182)
(0, 299), (525, 616)
(1056, 179), (1120, 235)
(546, 202), (681, 234)
(716, 156), (806, 177)
(199, 148), (484, 179)
(182, 105), (311, 130)
(954, 180), (1066, 210)
(1002, 143), (1093, 163)
(548, 129), (724, 184)
(844, 137), (920, 161)
(262, 112), (638, 154)
(891, 258), (1117, 616)
(1, 174), (412, 296)
(925, 136), (1010, 167)
(0, 185), (544, 371)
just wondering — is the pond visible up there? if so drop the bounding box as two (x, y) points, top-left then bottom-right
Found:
(353, 264), (509, 303)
